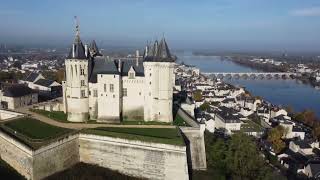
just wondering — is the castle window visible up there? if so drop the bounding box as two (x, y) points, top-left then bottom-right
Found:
(80, 68), (85, 75)
(113, 95), (115, 98)
(89, 91), (91, 96)
(129, 72), (135, 79)
(104, 84), (106, 92)
(150, 73), (152, 76)
(122, 88), (127, 97)
(149, 82), (151, 85)
(81, 90), (85, 98)
(81, 80), (85, 86)
(93, 90), (98, 97)
(110, 84), (114, 92)
(139, 92), (141, 96)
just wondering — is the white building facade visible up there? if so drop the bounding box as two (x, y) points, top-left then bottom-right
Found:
(62, 27), (175, 123)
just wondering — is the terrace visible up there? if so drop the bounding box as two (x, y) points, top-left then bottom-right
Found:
(0, 117), (74, 149)
(82, 127), (185, 146)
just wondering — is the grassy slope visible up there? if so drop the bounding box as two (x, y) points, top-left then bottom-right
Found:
(83, 127), (185, 146)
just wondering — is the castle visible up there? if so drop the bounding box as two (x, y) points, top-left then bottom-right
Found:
(62, 24), (175, 123)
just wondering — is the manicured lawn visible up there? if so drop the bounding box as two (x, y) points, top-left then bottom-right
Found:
(4, 117), (71, 140)
(121, 120), (171, 125)
(30, 109), (68, 122)
(82, 127), (185, 146)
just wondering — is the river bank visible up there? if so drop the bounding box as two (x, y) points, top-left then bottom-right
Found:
(176, 52), (320, 118)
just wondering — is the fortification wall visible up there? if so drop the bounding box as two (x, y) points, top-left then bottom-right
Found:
(0, 131), (33, 179)
(79, 134), (189, 180)
(0, 132), (191, 180)
(180, 126), (207, 170)
(32, 134), (79, 180)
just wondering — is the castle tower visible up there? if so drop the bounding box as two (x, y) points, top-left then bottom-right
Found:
(143, 38), (175, 122)
(62, 18), (89, 122)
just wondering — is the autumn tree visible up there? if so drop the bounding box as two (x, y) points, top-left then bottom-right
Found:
(267, 125), (286, 154)
(193, 90), (202, 101)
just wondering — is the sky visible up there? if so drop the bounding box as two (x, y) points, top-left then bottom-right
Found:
(1, 0), (320, 52)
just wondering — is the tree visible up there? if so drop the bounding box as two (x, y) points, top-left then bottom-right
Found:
(55, 69), (65, 83)
(199, 102), (210, 111)
(226, 132), (273, 180)
(267, 126), (286, 154)
(193, 90), (202, 101)
(207, 138), (227, 170)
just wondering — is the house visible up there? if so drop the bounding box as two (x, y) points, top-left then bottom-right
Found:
(19, 72), (61, 99)
(214, 106), (242, 134)
(0, 83), (38, 109)
(304, 160), (320, 178)
(289, 139), (314, 156)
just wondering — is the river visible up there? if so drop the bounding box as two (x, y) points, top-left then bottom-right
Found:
(177, 52), (320, 117)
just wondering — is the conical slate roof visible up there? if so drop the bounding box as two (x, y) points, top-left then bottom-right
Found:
(144, 37), (174, 62)
(157, 38), (171, 59)
(89, 40), (102, 57)
(67, 33), (87, 59)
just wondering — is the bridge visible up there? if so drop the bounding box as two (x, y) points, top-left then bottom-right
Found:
(202, 72), (297, 79)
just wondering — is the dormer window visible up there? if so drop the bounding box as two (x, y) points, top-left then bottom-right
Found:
(129, 72), (135, 79)
(128, 66), (135, 79)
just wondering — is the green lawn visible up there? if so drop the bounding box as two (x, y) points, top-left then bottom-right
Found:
(82, 127), (185, 146)
(30, 109), (68, 123)
(4, 117), (71, 140)
(173, 114), (190, 126)
(120, 120), (172, 125)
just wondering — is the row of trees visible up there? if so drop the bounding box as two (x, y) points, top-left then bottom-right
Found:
(204, 132), (285, 180)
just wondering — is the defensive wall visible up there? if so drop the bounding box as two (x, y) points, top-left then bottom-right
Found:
(0, 131), (190, 180)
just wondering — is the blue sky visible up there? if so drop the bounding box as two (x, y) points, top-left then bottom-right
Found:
(1, 0), (320, 51)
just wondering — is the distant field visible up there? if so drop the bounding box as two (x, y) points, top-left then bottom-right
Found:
(82, 127), (185, 146)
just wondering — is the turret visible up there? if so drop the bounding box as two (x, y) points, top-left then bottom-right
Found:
(62, 17), (89, 122)
(143, 37), (175, 122)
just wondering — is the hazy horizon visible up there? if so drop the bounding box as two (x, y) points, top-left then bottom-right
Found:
(1, 0), (320, 53)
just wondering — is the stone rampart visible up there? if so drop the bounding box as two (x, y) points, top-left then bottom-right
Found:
(79, 134), (189, 180)
(0, 131), (190, 180)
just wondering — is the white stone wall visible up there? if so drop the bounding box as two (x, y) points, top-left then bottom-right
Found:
(32, 134), (79, 180)
(88, 83), (98, 119)
(0, 131), (33, 179)
(97, 74), (121, 122)
(143, 62), (174, 122)
(0, 131), (191, 180)
(122, 76), (144, 120)
(64, 59), (89, 122)
(79, 134), (189, 180)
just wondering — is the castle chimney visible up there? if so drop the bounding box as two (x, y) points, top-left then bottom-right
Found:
(136, 50), (139, 66)
(118, 59), (121, 72)
(72, 44), (75, 58)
